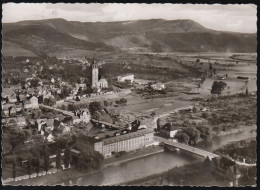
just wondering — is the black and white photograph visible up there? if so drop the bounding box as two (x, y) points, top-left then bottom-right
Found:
(1, 2), (257, 186)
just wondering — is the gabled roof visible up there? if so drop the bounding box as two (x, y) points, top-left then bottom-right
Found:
(102, 128), (153, 145)
(16, 116), (26, 123)
(119, 73), (134, 77)
(24, 100), (32, 105)
(46, 119), (54, 127)
(99, 78), (108, 83)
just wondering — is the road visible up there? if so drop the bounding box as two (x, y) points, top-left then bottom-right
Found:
(39, 104), (74, 117)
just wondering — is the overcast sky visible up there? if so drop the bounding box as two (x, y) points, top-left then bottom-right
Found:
(2, 3), (257, 33)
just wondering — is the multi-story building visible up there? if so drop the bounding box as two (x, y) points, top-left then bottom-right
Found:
(93, 128), (154, 158)
(117, 74), (134, 83)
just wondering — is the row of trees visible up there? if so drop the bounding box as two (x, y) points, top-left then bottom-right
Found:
(11, 144), (71, 180)
(174, 122), (212, 145)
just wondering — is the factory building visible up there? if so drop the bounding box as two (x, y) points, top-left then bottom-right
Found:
(93, 128), (154, 158)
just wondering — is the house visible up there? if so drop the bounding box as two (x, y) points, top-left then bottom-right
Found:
(2, 106), (10, 116)
(19, 94), (27, 102)
(97, 78), (108, 89)
(2, 104), (14, 116)
(117, 74), (134, 83)
(8, 94), (17, 103)
(80, 110), (90, 123)
(151, 83), (165, 91)
(160, 123), (179, 138)
(30, 96), (39, 109)
(3, 117), (17, 128)
(45, 133), (54, 142)
(46, 119), (55, 131)
(14, 103), (23, 113)
(73, 116), (81, 124)
(37, 119), (47, 132)
(16, 116), (27, 128)
(24, 100), (32, 109)
(10, 106), (17, 116)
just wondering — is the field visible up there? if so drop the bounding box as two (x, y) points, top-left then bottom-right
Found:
(2, 41), (37, 57)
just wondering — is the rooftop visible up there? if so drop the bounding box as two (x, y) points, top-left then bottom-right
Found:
(119, 73), (134, 77)
(102, 128), (153, 145)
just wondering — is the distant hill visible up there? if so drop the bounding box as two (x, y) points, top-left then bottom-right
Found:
(2, 18), (257, 57)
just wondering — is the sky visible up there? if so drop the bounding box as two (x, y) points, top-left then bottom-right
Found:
(2, 3), (257, 33)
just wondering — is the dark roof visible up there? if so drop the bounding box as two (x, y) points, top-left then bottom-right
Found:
(161, 123), (177, 131)
(102, 128), (153, 145)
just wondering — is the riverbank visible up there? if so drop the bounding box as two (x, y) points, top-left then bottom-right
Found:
(215, 124), (256, 137)
(4, 146), (164, 185)
(104, 146), (164, 167)
(119, 160), (228, 186)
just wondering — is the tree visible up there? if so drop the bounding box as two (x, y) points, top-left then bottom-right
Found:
(192, 106), (198, 113)
(120, 98), (127, 105)
(92, 87), (98, 93)
(27, 158), (32, 177)
(175, 132), (190, 144)
(35, 152), (40, 176)
(44, 146), (50, 174)
(157, 118), (161, 132)
(211, 81), (227, 96)
(64, 145), (71, 169)
(56, 147), (62, 171)
(246, 87), (249, 96)
(12, 159), (16, 180)
(89, 101), (103, 114)
(209, 63), (213, 70)
(2, 133), (12, 154)
(104, 100), (109, 107)
(30, 78), (40, 88)
(68, 104), (78, 112)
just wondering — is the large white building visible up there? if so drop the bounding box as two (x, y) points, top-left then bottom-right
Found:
(117, 74), (134, 83)
(93, 128), (154, 158)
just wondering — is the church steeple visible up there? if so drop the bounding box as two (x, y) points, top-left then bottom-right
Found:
(91, 56), (98, 68)
(91, 56), (99, 88)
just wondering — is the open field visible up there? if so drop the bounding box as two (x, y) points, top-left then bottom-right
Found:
(2, 41), (37, 57)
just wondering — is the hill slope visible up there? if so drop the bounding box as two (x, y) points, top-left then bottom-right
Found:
(2, 18), (257, 57)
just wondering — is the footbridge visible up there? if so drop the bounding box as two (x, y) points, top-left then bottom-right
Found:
(155, 136), (219, 160)
(39, 104), (74, 117)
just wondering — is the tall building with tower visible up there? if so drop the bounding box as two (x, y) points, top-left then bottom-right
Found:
(92, 59), (99, 88)
(91, 58), (108, 90)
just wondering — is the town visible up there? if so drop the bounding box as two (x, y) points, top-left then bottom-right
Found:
(2, 51), (256, 186)
(2, 3), (257, 187)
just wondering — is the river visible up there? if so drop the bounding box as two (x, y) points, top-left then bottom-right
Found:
(62, 130), (256, 186)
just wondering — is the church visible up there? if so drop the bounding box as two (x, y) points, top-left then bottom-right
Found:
(92, 59), (108, 90)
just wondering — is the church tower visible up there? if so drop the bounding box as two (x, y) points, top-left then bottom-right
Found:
(92, 58), (99, 88)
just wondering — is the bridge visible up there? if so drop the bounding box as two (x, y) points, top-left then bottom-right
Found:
(39, 104), (74, 117)
(91, 119), (122, 130)
(155, 136), (219, 160)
